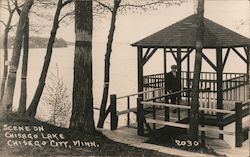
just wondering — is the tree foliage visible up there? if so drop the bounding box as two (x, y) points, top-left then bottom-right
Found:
(41, 65), (71, 127)
(93, 0), (186, 14)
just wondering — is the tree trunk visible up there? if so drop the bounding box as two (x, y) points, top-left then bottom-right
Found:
(0, 0), (34, 116)
(18, 18), (29, 114)
(26, 0), (63, 118)
(189, 0), (205, 140)
(0, 10), (15, 103)
(69, 0), (95, 133)
(97, 0), (121, 128)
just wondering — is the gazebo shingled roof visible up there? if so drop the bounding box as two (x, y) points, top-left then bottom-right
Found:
(132, 14), (250, 48)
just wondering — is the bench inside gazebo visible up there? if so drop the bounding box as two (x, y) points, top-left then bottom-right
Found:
(100, 14), (250, 148)
(128, 14), (250, 147)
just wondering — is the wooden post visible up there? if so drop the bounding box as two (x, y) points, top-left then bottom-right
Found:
(246, 46), (249, 85)
(127, 96), (130, 127)
(153, 91), (156, 129)
(187, 50), (191, 119)
(177, 48), (182, 120)
(235, 102), (243, 147)
(138, 47), (144, 97)
(177, 48), (182, 92)
(200, 110), (205, 147)
(216, 48), (224, 139)
(110, 94), (118, 130)
(137, 97), (144, 136)
(137, 47), (144, 135)
(247, 46), (250, 101)
(187, 50), (191, 106)
(164, 48), (169, 121)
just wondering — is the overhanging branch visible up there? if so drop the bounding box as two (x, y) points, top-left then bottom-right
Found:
(62, 0), (73, 8)
(119, 0), (183, 9)
(58, 10), (75, 24)
(0, 20), (7, 27)
(93, 0), (113, 13)
(14, 0), (21, 15)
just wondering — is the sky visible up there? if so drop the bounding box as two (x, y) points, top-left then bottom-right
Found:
(58, 0), (250, 43)
(0, 0), (249, 43)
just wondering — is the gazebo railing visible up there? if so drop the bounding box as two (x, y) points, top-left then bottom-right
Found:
(143, 71), (248, 103)
(143, 73), (165, 100)
(223, 74), (248, 101)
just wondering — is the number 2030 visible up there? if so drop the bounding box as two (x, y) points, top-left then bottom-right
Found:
(175, 140), (199, 147)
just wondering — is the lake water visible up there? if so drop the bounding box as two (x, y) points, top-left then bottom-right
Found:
(0, 41), (248, 128)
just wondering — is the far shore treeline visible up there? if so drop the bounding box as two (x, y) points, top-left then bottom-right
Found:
(0, 36), (74, 49)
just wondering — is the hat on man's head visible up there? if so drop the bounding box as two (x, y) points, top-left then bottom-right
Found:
(171, 65), (177, 69)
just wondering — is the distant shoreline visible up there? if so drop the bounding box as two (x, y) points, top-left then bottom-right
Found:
(0, 36), (74, 49)
(0, 45), (74, 50)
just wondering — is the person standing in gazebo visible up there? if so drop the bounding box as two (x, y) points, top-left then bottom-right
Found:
(166, 65), (181, 104)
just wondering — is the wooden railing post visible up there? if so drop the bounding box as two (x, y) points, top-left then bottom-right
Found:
(177, 95), (181, 121)
(127, 96), (130, 127)
(235, 102), (243, 147)
(137, 96), (144, 136)
(110, 94), (118, 130)
(200, 110), (206, 147)
(152, 91), (156, 129)
(164, 88), (170, 121)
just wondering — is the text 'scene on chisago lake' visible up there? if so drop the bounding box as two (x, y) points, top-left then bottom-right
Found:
(2, 124), (100, 149)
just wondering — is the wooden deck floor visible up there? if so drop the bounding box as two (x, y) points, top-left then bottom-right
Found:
(100, 125), (250, 157)
(100, 127), (215, 157)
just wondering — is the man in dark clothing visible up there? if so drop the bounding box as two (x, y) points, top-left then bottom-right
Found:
(166, 65), (181, 104)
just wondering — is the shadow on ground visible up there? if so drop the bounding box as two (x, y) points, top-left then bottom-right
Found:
(145, 126), (226, 157)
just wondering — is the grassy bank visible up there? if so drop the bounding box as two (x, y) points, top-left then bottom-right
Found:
(0, 114), (179, 157)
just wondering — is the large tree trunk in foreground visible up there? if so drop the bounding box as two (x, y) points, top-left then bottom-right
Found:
(0, 0), (34, 116)
(26, 0), (63, 118)
(189, 0), (205, 140)
(97, 0), (121, 128)
(18, 18), (29, 114)
(69, 0), (95, 133)
(0, 9), (15, 103)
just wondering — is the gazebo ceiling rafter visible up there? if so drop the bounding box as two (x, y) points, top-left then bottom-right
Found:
(222, 48), (230, 69)
(142, 47), (195, 66)
(244, 46), (250, 61)
(201, 52), (217, 71)
(181, 48), (194, 62)
(170, 51), (177, 62)
(142, 48), (158, 65)
(143, 48), (152, 60)
(231, 47), (248, 63)
(243, 46), (249, 55)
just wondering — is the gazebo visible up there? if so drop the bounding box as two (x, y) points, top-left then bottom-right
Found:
(131, 14), (250, 142)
